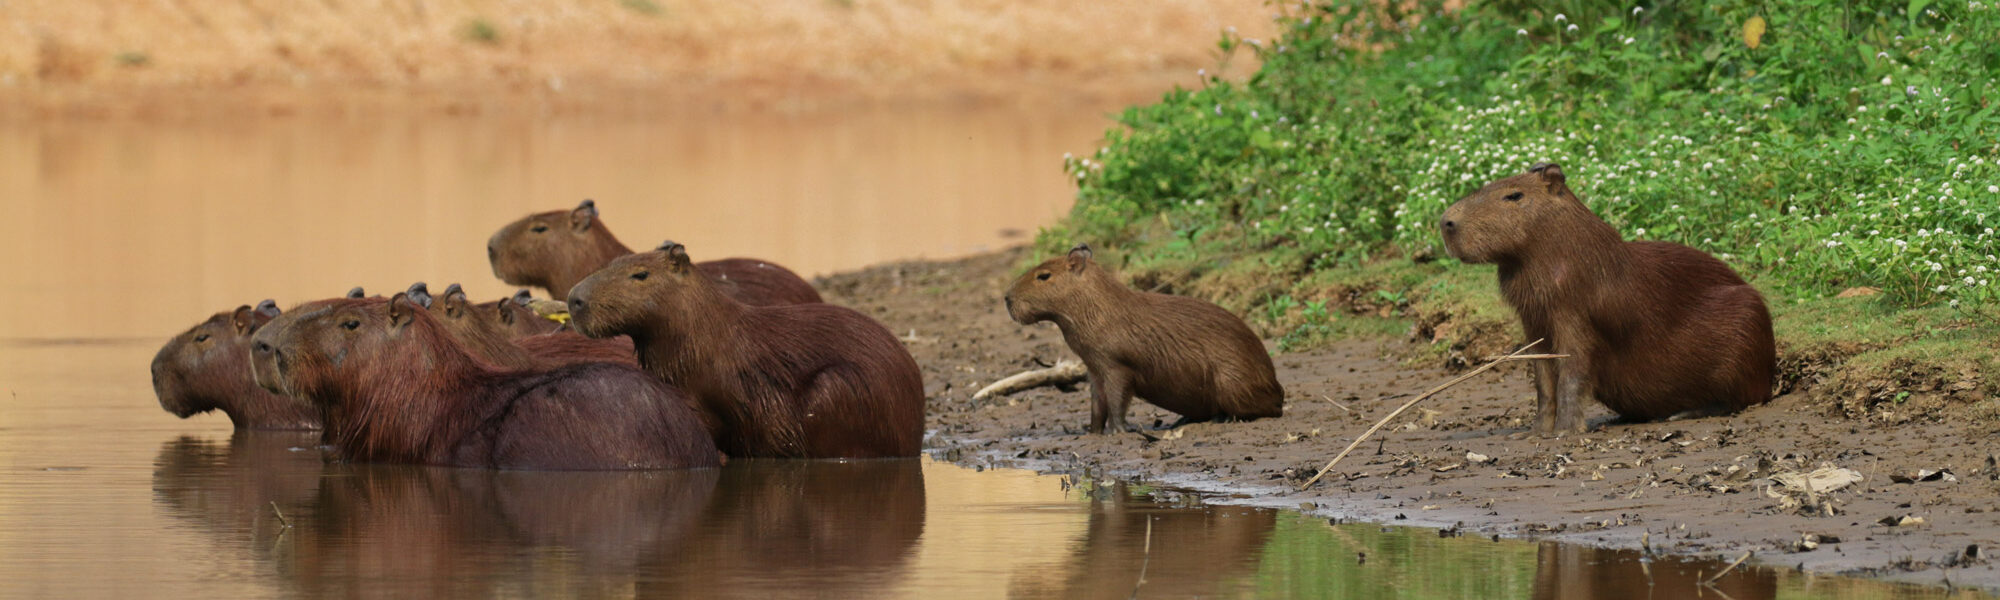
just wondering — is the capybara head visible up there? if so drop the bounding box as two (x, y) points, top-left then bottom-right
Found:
(567, 241), (717, 339)
(1004, 243), (1101, 326)
(251, 294), (436, 402)
(152, 300), (282, 417)
(487, 199), (629, 300)
(1439, 163), (1602, 264)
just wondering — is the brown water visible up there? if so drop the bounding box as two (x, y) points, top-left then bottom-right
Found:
(0, 111), (1984, 599)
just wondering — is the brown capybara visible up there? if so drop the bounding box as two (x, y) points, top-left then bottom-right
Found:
(1439, 163), (1776, 436)
(409, 282), (635, 369)
(151, 300), (320, 430)
(345, 286), (367, 299)
(486, 199), (823, 305)
(249, 293), (721, 470)
(566, 242), (925, 458)
(1003, 244), (1285, 434)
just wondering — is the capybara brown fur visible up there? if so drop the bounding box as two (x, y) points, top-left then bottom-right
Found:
(1439, 163), (1776, 435)
(1003, 244), (1285, 434)
(151, 301), (320, 430)
(250, 293), (721, 470)
(409, 282), (634, 370)
(486, 199), (822, 305)
(566, 242), (925, 458)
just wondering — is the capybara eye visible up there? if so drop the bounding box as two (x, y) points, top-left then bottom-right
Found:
(631, 271), (650, 281)
(1505, 191), (1524, 201)
(1036, 272), (1052, 281)
(530, 224), (549, 233)
(342, 320), (361, 331)
(193, 334), (210, 343)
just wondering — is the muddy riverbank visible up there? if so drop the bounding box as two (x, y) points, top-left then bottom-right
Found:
(820, 247), (2000, 591)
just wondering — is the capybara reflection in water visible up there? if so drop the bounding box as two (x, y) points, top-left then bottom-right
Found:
(486, 199), (822, 305)
(1003, 244), (1284, 434)
(250, 293), (720, 470)
(1439, 163), (1775, 436)
(567, 242), (925, 458)
(151, 300), (320, 430)
(410, 282), (635, 369)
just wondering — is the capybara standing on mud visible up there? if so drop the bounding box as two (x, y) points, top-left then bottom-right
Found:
(486, 199), (822, 305)
(1003, 244), (1284, 434)
(250, 294), (721, 470)
(566, 242), (925, 458)
(152, 301), (321, 430)
(1439, 163), (1776, 435)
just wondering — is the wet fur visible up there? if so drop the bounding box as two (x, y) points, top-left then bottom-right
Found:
(429, 286), (636, 369)
(152, 305), (320, 430)
(1003, 245), (1284, 433)
(252, 296), (720, 470)
(486, 201), (822, 305)
(1439, 163), (1775, 435)
(567, 246), (925, 458)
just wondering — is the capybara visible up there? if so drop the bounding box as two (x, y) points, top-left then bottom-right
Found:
(151, 301), (320, 430)
(1438, 163), (1776, 435)
(1003, 244), (1285, 434)
(345, 287), (367, 299)
(414, 281), (636, 369)
(566, 242), (925, 458)
(250, 293), (721, 470)
(485, 199), (823, 305)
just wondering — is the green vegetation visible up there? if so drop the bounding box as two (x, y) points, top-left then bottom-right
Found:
(1044, 0), (2000, 400)
(461, 18), (501, 44)
(620, 0), (665, 16)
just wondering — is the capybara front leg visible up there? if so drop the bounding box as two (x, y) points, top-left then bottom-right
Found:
(1531, 354), (1560, 436)
(1090, 368), (1139, 434)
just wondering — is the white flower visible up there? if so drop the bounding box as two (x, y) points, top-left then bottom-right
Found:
(1966, 276), (1978, 285)
(1882, 75), (1894, 85)
(1566, 24), (1580, 32)
(1936, 284), (1951, 293)
(1989, 185), (1998, 193)
(1517, 28), (1528, 36)
(1632, 6), (1644, 15)
(1554, 13), (1568, 22)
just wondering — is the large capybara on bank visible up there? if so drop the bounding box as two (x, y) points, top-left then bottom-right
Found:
(1439, 163), (1776, 435)
(1003, 244), (1284, 434)
(566, 242), (926, 458)
(250, 294), (721, 470)
(409, 283), (634, 369)
(151, 301), (320, 430)
(486, 199), (822, 305)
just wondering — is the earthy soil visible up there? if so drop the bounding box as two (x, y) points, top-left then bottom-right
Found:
(819, 247), (2000, 591)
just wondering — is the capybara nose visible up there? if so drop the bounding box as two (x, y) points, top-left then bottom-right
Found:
(487, 244), (497, 261)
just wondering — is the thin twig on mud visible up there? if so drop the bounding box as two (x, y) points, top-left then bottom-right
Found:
(1322, 395), (1352, 413)
(270, 501), (292, 528)
(1128, 516), (1154, 600)
(1701, 551), (1753, 586)
(972, 360), (1087, 400)
(1298, 339), (1559, 491)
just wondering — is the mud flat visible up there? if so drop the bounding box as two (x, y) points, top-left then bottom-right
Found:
(820, 247), (2000, 592)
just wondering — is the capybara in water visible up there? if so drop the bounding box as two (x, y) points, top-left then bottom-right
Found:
(486, 199), (822, 305)
(250, 293), (721, 470)
(566, 242), (925, 458)
(411, 282), (635, 369)
(1003, 244), (1285, 434)
(1439, 163), (1776, 435)
(151, 301), (320, 430)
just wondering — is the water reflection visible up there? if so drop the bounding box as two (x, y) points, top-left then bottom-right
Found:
(1011, 481), (1273, 599)
(1531, 542), (1775, 600)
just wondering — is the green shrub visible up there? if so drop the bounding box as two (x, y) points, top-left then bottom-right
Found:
(1058, 0), (2000, 307)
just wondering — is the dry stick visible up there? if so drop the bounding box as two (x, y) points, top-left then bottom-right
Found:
(269, 501), (292, 528)
(1702, 551), (1754, 586)
(1127, 516), (1154, 600)
(1298, 339), (1557, 491)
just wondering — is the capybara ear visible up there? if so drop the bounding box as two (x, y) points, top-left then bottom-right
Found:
(406, 282), (434, 309)
(1530, 162), (1566, 189)
(496, 298), (517, 325)
(388, 293), (419, 330)
(442, 283), (469, 317)
(230, 305), (258, 335)
(1066, 243), (1093, 273)
(659, 240), (692, 270)
(255, 299), (281, 320)
(346, 286), (366, 299)
(570, 199), (598, 232)
(511, 289), (534, 307)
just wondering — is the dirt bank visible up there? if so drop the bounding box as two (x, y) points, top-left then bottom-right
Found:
(0, 0), (1274, 119)
(820, 247), (2000, 591)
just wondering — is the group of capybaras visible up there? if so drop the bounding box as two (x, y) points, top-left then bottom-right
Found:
(151, 163), (1776, 469)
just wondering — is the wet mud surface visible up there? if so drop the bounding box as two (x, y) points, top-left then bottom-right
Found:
(821, 247), (2000, 591)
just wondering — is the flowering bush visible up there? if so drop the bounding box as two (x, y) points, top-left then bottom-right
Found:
(1061, 0), (2000, 307)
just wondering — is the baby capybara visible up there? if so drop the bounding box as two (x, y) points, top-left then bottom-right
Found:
(566, 242), (925, 458)
(1439, 163), (1775, 435)
(1004, 244), (1284, 433)
(486, 199), (822, 305)
(250, 293), (720, 470)
(152, 300), (320, 430)
(413, 282), (635, 369)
